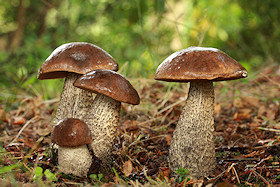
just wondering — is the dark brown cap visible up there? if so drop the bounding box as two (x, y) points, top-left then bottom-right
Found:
(37, 42), (118, 80)
(155, 46), (247, 82)
(51, 118), (92, 147)
(74, 69), (140, 105)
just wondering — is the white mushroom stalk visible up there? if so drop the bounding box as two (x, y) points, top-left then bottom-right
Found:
(84, 94), (121, 166)
(58, 145), (92, 177)
(169, 81), (216, 178)
(53, 73), (94, 124)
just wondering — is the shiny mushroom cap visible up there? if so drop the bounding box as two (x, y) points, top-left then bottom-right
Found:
(38, 42), (118, 80)
(155, 46), (247, 82)
(74, 69), (140, 105)
(51, 118), (92, 147)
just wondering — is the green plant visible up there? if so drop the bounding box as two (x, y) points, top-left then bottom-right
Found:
(175, 167), (190, 184)
(33, 166), (57, 183)
(90, 173), (103, 185)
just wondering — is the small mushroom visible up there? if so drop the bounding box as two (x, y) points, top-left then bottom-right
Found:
(51, 118), (92, 177)
(154, 46), (247, 178)
(74, 69), (140, 166)
(37, 42), (118, 124)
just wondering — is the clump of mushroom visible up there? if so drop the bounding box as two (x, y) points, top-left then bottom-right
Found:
(37, 42), (118, 124)
(154, 46), (247, 178)
(74, 69), (140, 166)
(51, 118), (92, 177)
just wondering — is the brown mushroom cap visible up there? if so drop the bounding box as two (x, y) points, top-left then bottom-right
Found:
(74, 69), (140, 105)
(155, 46), (247, 82)
(38, 42), (118, 80)
(51, 118), (92, 147)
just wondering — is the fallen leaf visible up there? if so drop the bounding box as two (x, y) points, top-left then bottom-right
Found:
(241, 96), (260, 107)
(234, 108), (251, 120)
(13, 116), (26, 125)
(165, 135), (172, 146)
(258, 105), (266, 117)
(122, 160), (133, 177)
(258, 104), (278, 120)
(267, 103), (278, 120)
(214, 103), (222, 115)
(0, 107), (7, 120)
(159, 167), (170, 177)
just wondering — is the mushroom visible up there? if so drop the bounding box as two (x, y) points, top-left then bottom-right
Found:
(74, 69), (140, 166)
(37, 42), (118, 124)
(51, 118), (92, 177)
(154, 46), (247, 178)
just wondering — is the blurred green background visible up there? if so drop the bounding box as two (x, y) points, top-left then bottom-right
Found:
(0, 0), (279, 100)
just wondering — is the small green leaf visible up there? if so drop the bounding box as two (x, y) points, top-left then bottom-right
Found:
(98, 173), (103, 180)
(34, 167), (43, 178)
(90, 174), (98, 180)
(44, 169), (57, 181)
(175, 167), (189, 175)
(0, 164), (18, 174)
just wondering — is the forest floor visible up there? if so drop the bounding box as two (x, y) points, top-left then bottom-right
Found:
(0, 64), (279, 186)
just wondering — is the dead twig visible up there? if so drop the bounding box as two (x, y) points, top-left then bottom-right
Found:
(253, 170), (270, 186)
(8, 116), (39, 146)
(156, 98), (186, 116)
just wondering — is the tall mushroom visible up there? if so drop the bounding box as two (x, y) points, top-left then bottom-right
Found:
(37, 42), (118, 124)
(74, 69), (140, 166)
(51, 118), (92, 177)
(154, 46), (247, 178)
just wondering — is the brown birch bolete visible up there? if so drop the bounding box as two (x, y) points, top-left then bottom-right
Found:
(154, 46), (247, 178)
(51, 118), (92, 177)
(37, 42), (118, 124)
(74, 69), (140, 166)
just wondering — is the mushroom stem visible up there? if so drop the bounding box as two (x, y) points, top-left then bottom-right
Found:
(53, 73), (94, 124)
(169, 81), (216, 178)
(58, 145), (92, 177)
(84, 93), (121, 166)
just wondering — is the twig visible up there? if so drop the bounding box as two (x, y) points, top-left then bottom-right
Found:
(232, 165), (241, 184)
(128, 135), (166, 148)
(118, 61), (128, 74)
(42, 98), (59, 104)
(253, 155), (273, 169)
(226, 163), (236, 173)
(259, 72), (280, 88)
(253, 170), (270, 186)
(136, 116), (163, 130)
(259, 127), (280, 133)
(8, 116), (39, 146)
(156, 98), (186, 116)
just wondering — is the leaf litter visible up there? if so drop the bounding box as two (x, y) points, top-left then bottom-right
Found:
(0, 64), (279, 186)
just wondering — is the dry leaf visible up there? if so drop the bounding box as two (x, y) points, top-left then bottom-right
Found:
(122, 160), (133, 177)
(234, 108), (251, 120)
(159, 167), (170, 177)
(13, 116), (26, 125)
(214, 103), (222, 115)
(241, 96), (260, 107)
(0, 107), (6, 120)
(233, 98), (244, 108)
(258, 105), (266, 117)
(165, 135), (172, 146)
(258, 104), (278, 120)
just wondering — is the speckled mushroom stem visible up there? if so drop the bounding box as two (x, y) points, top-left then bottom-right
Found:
(53, 73), (94, 124)
(58, 145), (92, 177)
(169, 81), (216, 179)
(84, 93), (121, 166)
